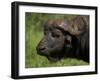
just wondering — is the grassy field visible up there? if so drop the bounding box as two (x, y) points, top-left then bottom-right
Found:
(25, 12), (88, 68)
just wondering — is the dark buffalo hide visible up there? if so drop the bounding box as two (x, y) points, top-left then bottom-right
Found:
(36, 15), (89, 62)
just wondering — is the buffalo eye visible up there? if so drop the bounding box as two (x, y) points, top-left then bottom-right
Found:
(52, 32), (60, 38)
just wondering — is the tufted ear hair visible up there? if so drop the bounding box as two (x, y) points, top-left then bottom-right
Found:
(69, 15), (89, 36)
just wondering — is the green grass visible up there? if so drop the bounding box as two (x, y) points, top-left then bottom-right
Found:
(25, 12), (89, 68)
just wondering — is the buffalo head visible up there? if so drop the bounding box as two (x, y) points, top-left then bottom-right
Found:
(36, 15), (89, 62)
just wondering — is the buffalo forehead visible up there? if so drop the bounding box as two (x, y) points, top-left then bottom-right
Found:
(46, 19), (70, 31)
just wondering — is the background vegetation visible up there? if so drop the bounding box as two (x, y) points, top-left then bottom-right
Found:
(25, 12), (88, 68)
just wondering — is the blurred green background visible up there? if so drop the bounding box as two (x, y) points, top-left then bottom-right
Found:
(25, 12), (88, 68)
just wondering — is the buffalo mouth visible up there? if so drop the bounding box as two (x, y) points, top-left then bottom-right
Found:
(37, 47), (63, 62)
(37, 51), (62, 62)
(46, 53), (63, 62)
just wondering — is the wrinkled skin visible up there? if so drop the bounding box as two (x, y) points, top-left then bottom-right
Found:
(36, 15), (89, 62)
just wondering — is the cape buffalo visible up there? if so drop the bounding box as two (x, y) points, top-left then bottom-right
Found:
(36, 15), (89, 62)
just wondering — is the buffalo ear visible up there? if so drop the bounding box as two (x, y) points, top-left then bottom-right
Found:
(69, 16), (89, 36)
